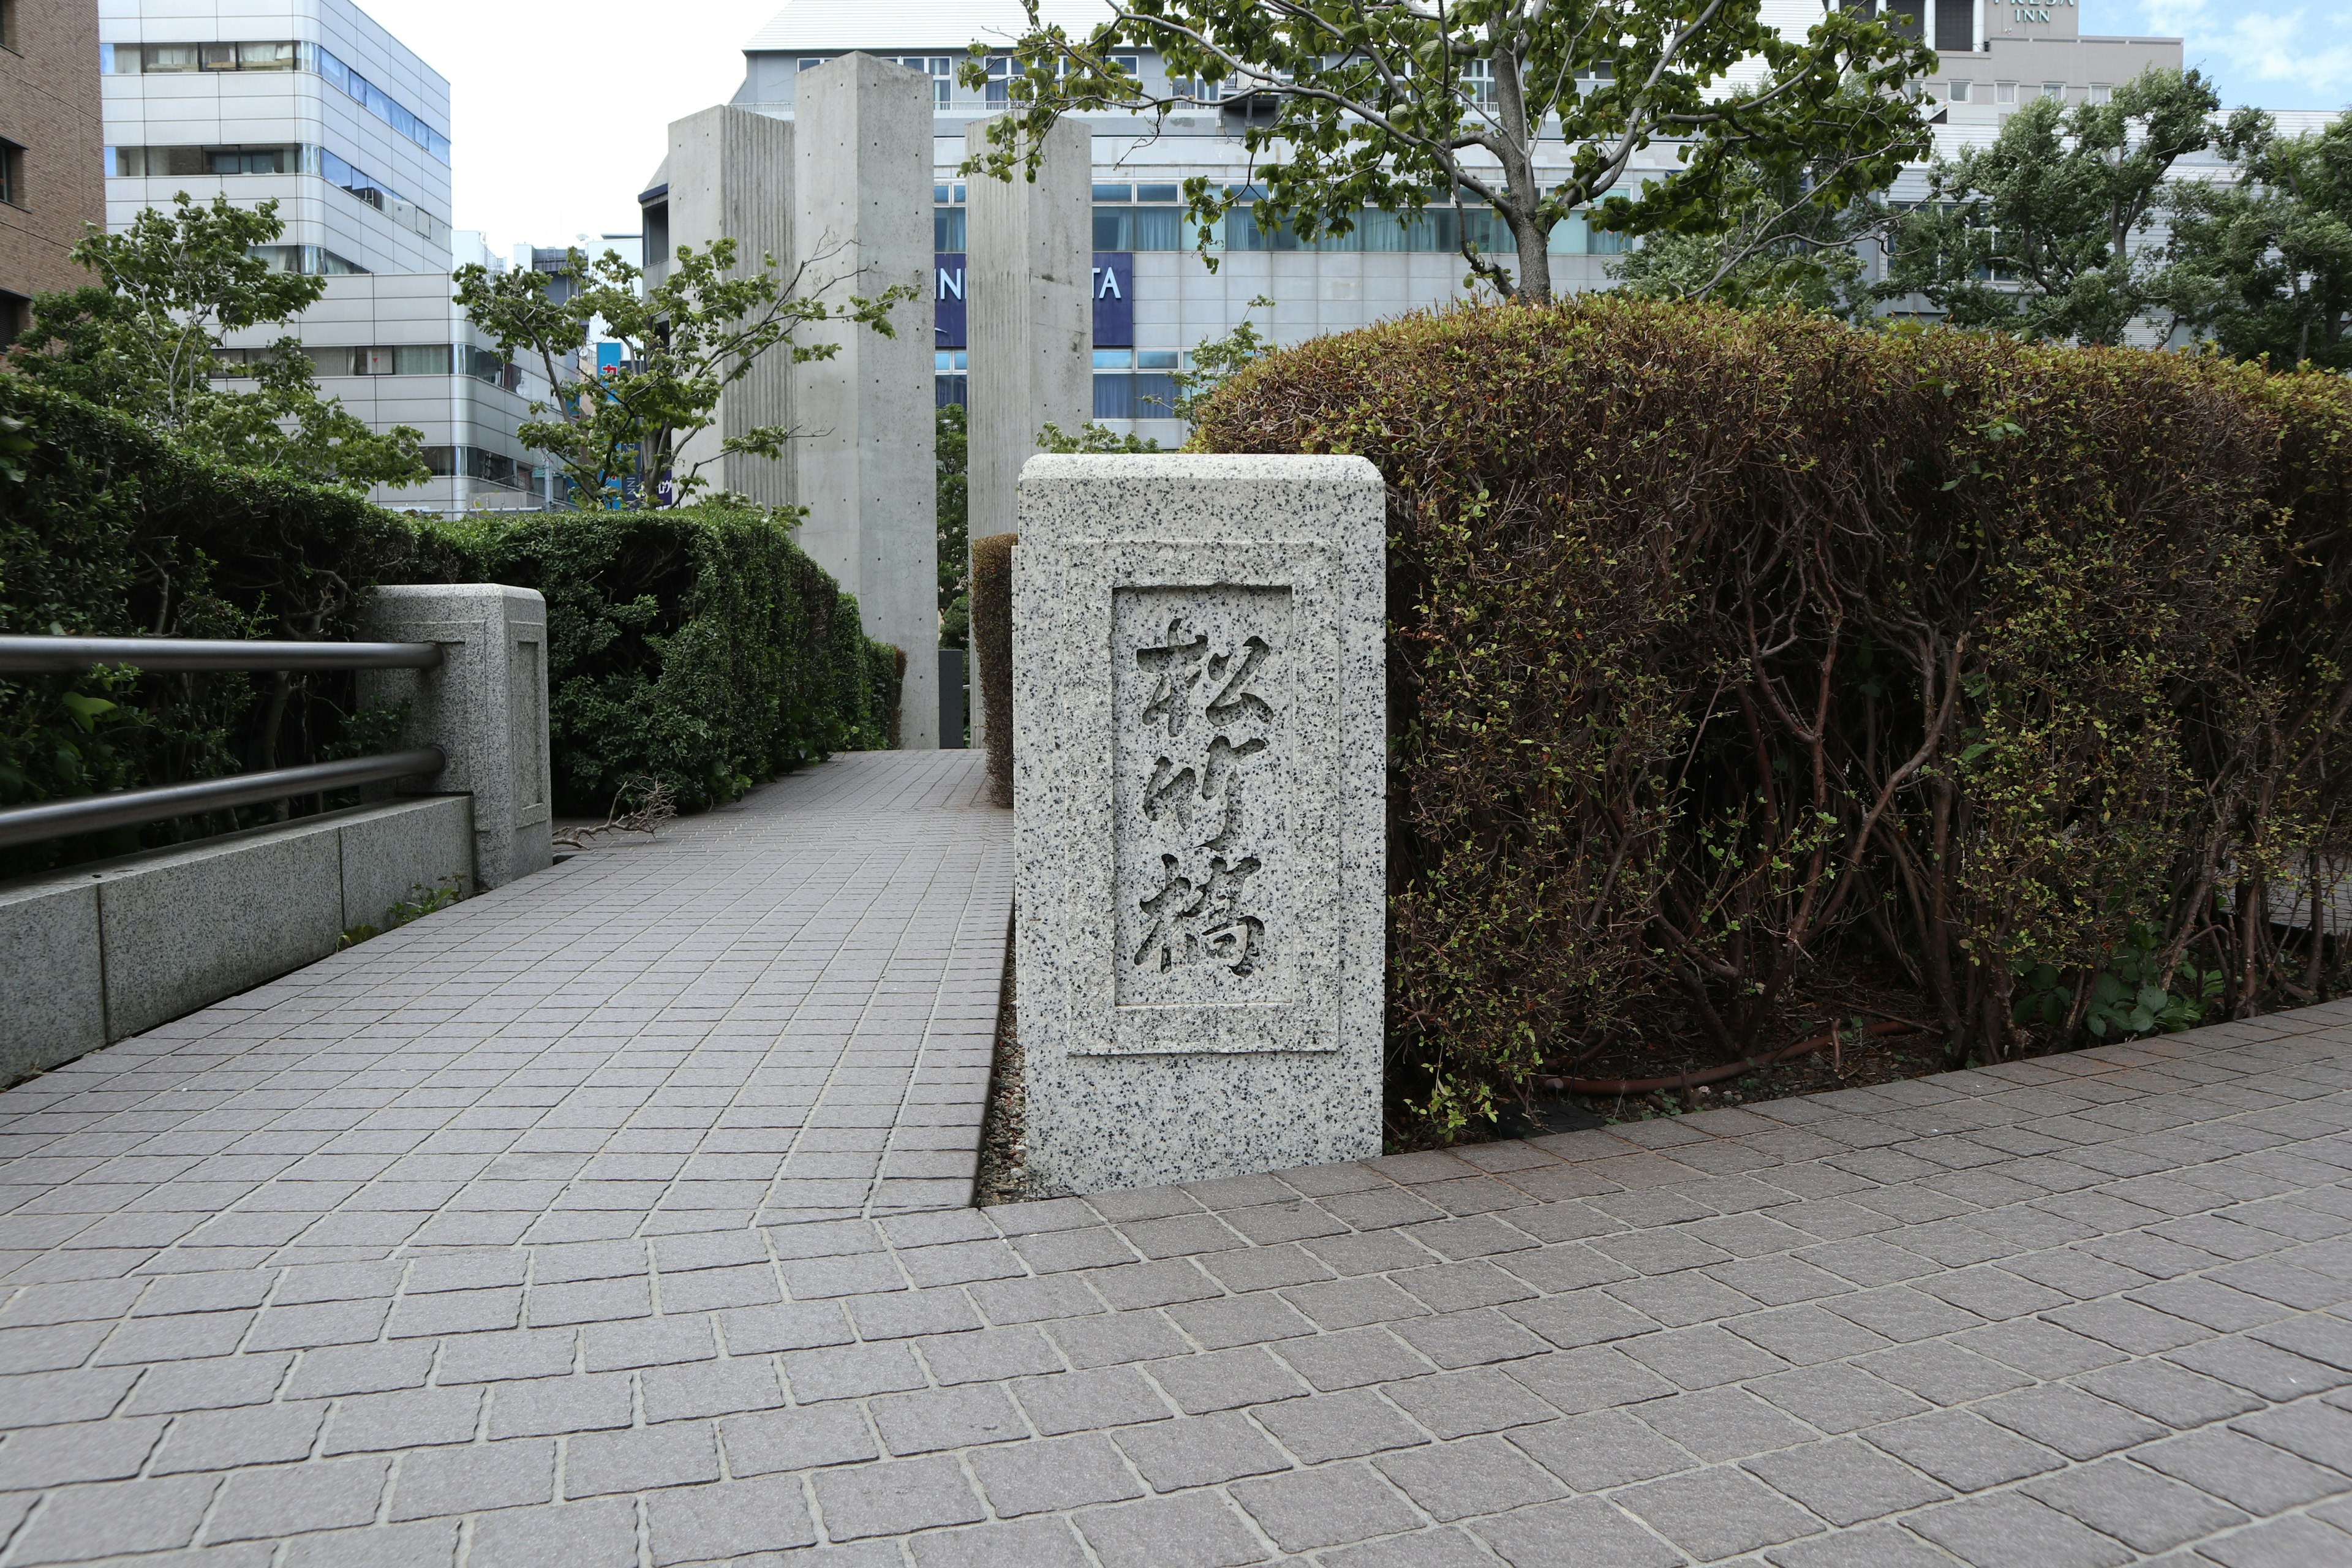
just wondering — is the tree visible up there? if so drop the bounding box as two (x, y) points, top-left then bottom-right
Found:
(963, 0), (1935, 304)
(1610, 144), (1877, 318)
(1879, 66), (2220, 345)
(454, 242), (913, 510)
(7, 193), (425, 488)
(2151, 108), (2352, 371)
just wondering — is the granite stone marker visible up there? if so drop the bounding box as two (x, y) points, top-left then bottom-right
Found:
(1014, 454), (1386, 1193)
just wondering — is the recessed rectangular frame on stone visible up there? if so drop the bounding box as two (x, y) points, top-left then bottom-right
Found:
(1014, 453), (1385, 1194)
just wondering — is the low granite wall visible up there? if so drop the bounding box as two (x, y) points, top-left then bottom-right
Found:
(0, 795), (472, 1085)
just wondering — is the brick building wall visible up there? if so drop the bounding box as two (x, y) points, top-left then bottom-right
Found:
(0, 0), (104, 344)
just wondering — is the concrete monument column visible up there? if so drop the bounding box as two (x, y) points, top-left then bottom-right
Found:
(1012, 454), (1388, 1194)
(361, 584), (553, 891)
(965, 115), (1091, 753)
(794, 53), (940, 748)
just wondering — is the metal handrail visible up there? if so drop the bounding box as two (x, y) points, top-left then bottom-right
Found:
(0, 636), (443, 674)
(0, 748), (447, 851)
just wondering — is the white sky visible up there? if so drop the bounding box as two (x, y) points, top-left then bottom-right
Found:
(356, 0), (786, 258)
(362, 0), (2343, 261)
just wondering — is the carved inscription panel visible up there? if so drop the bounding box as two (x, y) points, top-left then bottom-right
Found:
(1111, 585), (1292, 1008)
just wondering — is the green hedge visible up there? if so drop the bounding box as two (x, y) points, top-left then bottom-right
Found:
(0, 376), (900, 870)
(1189, 299), (2352, 1134)
(426, 503), (902, 813)
(0, 376), (429, 875)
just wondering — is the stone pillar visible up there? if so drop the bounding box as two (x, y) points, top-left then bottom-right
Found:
(965, 114), (1091, 753)
(1012, 454), (1388, 1194)
(361, 585), (553, 890)
(661, 105), (797, 510)
(794, 53), (940, 748)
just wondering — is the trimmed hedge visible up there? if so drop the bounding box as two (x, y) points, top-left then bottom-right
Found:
(0, 376), (429, 876)
(428, 504), (902, 815)
(971, 532), (1015, 809)
(1189, 299), (2352, 1134)
(1, 376), (901, 869)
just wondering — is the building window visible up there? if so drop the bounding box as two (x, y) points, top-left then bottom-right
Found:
(0, 138), (21, 208)
(1949, 80), (1969, 102)
(247, 244), (368, 275)
(934, 205), (965, 250)
(0, 1), (18, 55)
(1461, 58), (1496, 105)
(1996, 80), (2016, 104)
(986, 55), (1010, 104)
(799, 56), (824, 72)
(887, 56), (954, 106)
(113, 40), (298, 73)
(2088, 83), (2112, 105)
(0, 290), (28, 350)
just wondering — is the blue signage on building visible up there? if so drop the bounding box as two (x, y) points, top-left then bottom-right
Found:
(932, 252), (1133, 349)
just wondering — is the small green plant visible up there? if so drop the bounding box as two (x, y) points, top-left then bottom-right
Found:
(2013, 922), (2226, 1042)
(338, 874), (465, 951)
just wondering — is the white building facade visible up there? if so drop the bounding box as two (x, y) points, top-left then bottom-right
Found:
(717, 0), (2194, 442)
(99, 0), (558, 512)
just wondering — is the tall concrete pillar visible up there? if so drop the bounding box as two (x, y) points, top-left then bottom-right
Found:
(965, 115), (1091, 752)
(793, 54), (940, 748)
(662, 106), (797, 511)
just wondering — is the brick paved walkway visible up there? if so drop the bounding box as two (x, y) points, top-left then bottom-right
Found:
(7, 773), (2352, 1565)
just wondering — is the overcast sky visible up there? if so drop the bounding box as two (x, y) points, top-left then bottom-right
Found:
(361, 0), (2347, 260)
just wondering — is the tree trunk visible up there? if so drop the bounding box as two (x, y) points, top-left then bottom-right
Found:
(1514, 216), (1555, 305)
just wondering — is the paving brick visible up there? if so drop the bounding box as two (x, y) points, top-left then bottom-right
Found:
(1861, 1410), (2067, 1491)
(1145, 1345), (1312, 1414)
(1750, 1362), (1931, 1434)
(645, 1476), (816, 1564)
(386, 1437), (554, 1518)
(320, 1386), (482, 1454)
(1973, 1383), (2168, 1460)
(487, 1373), (632, 1439)
(205, 1458), (392, 1542)
(968, 1431), (1144, 1515)
(870, 1382), (1026, 1455)
(1114, 1410), (1291, 1490)
(1904, 1491), (2136, 1568)
(1072, 1491), (1272, 1568)
(781, 1341), (928, 1403)
(2073, 1359), (2264, 1429)
(1470, 1496), (1688, 1568)
(719, 1403), (879, 1474)
(2130, 1427), (2350, 1512)
(467, 1498), (638, 1568)
(1317, 1524), (1513, 1568)
(564, 1421), (721, 1498)
(279, 1518), (462, 1567)
(150, 1401), (327, 1472)
(1372, 1434), (1566, 1520)
(2193, 1513), (2352, 1568)
(1614, 1464), (1825, 1558)
(2018, 1456), (2247, 1554)
(0, 1415), (167, 1488)
(811, 1453), (985, 1539)
(4, 1475), (219, 1562)
(908, 1516), (1093, 1568)
(1743, 1436), (1949, 1525)
(1254, 1387), (1430, 1464)
(1229, 1460), (1423, 1553)
(1011, 1365), (1173, 1436)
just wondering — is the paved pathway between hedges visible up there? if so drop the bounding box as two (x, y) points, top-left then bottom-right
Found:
(7, 761), (2352, 1566)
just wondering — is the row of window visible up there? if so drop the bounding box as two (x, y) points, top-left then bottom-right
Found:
(419, 446), (548, 492)
(108, 143), (449, 245)
(248, 243), (367, 275)
(932, 372), (1183, 420)
(1947, 79), (2116, 105)
(808, 53), (1140, 107)
(935, 202), (1627, 256)
(209, 342), (521, 390)
(103, 40), (452, 163)
(0, 138), (21, 209)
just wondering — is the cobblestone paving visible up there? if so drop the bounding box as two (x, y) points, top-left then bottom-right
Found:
(7, 776), (2352, 1564)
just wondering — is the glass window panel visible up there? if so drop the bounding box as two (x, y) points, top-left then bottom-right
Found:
(200, 43), (236, 69)
(1093, 349), (1133, 369)
(361, 348), (394, 375)
(1093, 208), (1133, 249)
(1137, 183), (1180, 203)
(935, 375), (967, 409)
(1132, 206), (1183, 249)
(1136, 350), (1180, 370)
(1359, 210), (1410, 252)
(1094, 183), (1133, 202)
(145, 44), (198, 72)
(164, 146), (205, 176)
(316, 44), (349, 92)
(934, 206), (966, 250)
(1314, 222), (1360, 253)
(1093, 373), (1134, 419)
(1134, 372), (1177, 416)
(394, 345), (448, 375)
(934, 184), (952, 203)
(239, 42), (294, 69)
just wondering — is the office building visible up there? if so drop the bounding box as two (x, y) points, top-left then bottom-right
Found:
(1, 0), (107, 345)
(99, 0), (558, 511)
(722, 1), (2194, 438)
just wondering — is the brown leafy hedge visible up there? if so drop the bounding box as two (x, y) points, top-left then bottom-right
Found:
(1188, 298), (2352, 1134)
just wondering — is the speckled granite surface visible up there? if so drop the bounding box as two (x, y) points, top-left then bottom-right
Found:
(1011, 456), (1387, 1195)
